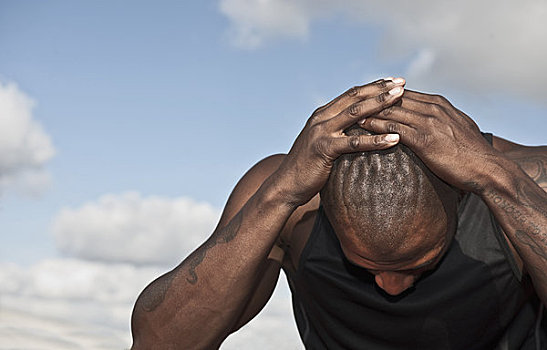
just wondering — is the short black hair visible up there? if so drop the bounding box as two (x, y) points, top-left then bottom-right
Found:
(320, 125), (458, 258)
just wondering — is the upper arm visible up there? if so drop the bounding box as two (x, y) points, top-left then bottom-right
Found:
(492, 135), (547, 190)
(492, 135), (525, 153)
(216, 154), (286, 228)
(131, 155), (289, 349)
(216, 154), (289, 333)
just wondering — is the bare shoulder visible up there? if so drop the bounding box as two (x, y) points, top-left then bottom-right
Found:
(492, 135), (547, 191)
(216, 153), (320, 269)
(216, 154), (287, 229)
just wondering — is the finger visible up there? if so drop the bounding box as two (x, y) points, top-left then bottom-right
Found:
(404, 90), (471, 119)
(399, 97), (448, 119)
(362, 117), (419, 146)
(403, 90), (453, 107)
(329, 133), (400, 155)
(326, 85), (405, 131)
(312, 77), (406, 123)
(367, 105), (430, 127)
(401, 95), (478, 129)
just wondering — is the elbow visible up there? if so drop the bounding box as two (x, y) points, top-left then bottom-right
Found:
(130, 306), (149, 349)
(130, 309), (224, 350)
(130, 303), (164, 350)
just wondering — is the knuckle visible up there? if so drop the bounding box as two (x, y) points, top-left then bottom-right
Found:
(375, 92), (387, 104)
(349, 136), (360, 150)
(375, 79), (388, 88)
(311, 105), (324, 116)
(311, 103), (328, 116)
(307, 107), (327, 126)
(306, 115), (317, 127)
(348, 103), (360, 116)
(346, 86), (360, 97)
(434, 94), (448, 104)
(372, 135), (385, 146)
(386, 122), (399, 133)
(381, 107), (393, 117)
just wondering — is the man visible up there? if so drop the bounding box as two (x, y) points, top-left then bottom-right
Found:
(130, 78), (547, 349)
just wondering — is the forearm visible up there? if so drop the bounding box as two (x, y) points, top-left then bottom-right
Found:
(130, 78), (405, 348)
(476, 157), (547, 304)
(131, 174), (297, 349)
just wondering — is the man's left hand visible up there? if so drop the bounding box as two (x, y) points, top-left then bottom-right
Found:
(361, 90), (498, 192)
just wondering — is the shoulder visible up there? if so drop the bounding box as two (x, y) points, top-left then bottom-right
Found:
(492, 135), (546, 157)
(216, 154), (287, 229)
(217, 154), (320, 269)
(230, 153), (287, 199)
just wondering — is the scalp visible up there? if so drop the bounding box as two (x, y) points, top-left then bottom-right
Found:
(320, 125), (457, 258)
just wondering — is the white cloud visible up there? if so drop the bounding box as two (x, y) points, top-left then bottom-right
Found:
(222, 276), (303, 350)
(0, 259), (166, 349)
(406, 48), (437, 82)
(4, 190), (301, 348)
(52, 192), (221, 266)
(0, 307), (126, 350)
(219, 0), (547, 100)
(0, 80), (55, 195)
(0, 259), (301, 349)
(219, 0), (316, 48)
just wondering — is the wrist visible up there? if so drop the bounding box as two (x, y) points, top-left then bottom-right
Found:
(474, 154), (521, 198)
(257, 171), (302, 212)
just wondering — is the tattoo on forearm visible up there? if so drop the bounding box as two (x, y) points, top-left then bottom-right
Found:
(484, 179), (547, 262)
(186, 212), (243, 285)
(140, 272), (176, 312)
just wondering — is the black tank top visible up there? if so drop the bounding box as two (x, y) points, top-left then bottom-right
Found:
(286, 189), (546, 349)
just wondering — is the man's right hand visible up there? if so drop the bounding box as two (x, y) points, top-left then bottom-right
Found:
(274, 78), (406, 206)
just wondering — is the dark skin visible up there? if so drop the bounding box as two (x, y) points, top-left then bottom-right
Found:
(130, 79), (546, 349)
(363, 90), (547, 302)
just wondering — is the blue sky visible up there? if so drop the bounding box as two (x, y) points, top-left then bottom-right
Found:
(1, 1), (546, 349)
(1, 1), (387, 263)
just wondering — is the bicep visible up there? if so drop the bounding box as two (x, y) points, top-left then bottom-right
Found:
(492, 135), (547, 190)
(216, 154), (286, 228)
(215, 154), (287, 332)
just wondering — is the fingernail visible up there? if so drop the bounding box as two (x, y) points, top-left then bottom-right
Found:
(383, 76), (394, 81)
(385, 134), (399, 142)
(393, 77), (405, 84)
(389, 86), (403, 95)
(359, 118), (367, 125)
